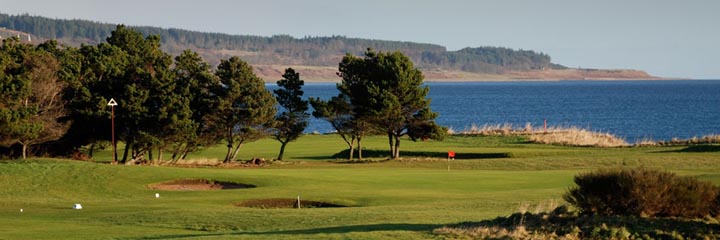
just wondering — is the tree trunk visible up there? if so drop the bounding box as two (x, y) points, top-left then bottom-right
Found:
(277, 141), (288, 160)
(229, 142), (244, 163)
(394, 135), (401, 159)
(170, 144), (182, 162)
(21, 143), (28, 159)
(121, 140), (131, 164)
(181, 149), (189, 160)
(157, 147), (163, 165)
(357, 137), (363, 161)
(338, 133), (354, 160)
(223, 127), (235, 163)
(348, 146), (355, 161)
(350, 136), (356, 160)
(387, 133), (395, 159)
(224, 134), (234, 163)
(89, 143), (95, 158)
(224, 143), (233, 163)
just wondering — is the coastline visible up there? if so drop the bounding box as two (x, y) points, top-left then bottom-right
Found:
(253, 64), (682, 83)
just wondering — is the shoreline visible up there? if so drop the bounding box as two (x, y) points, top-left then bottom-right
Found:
(270, 78), (699, 83)
(252, 64), (694, 83)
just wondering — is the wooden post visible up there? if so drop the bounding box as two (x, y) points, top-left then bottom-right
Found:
(107, 98), (118, 164)
(111, 105), (116, 164)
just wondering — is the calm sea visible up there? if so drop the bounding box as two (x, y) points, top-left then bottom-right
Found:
(268, 80), (720, 142)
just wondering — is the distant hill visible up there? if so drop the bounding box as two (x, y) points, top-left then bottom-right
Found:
(0, 13), (658, 81)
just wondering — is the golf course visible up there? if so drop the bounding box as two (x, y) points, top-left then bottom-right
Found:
(1, 134), (718, 239)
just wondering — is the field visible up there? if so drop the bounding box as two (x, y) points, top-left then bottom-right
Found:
(1, 135), (718, 239)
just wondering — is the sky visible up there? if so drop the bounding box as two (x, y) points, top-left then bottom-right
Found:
(1, 0), (719, 79)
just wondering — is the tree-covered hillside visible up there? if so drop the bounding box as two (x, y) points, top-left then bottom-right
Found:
(0, 13), (565, 73)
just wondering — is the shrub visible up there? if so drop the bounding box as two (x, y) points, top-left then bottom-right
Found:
(564, 168), (720, 218)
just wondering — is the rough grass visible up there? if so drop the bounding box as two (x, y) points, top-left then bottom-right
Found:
(434, 206), (720, 239)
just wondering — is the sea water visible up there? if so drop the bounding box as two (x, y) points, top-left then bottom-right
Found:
(268, 80), (720, 142)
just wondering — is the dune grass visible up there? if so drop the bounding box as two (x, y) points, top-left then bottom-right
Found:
(528, 127), (629, 147)
(1, 134), (719, 239)
(448, 123), (630, 147)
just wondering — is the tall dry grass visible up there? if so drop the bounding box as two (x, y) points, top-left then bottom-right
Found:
(447, 123), (535, 136)
(529, 127), (629, 147)
(163, 158), (221, 166)
(448, 123), (629, 147)
(635, 134), (720, 146)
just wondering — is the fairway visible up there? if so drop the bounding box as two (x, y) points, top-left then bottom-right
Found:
(1, 135), (719, 239)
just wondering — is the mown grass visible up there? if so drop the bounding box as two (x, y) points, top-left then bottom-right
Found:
(1, 134), (718, 239)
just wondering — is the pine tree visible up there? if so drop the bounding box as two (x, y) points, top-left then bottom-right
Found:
(0, 38), (69, 158)
(104, 25), (175, 163)
(338, 49), (445, 159)
(61, 42), (127, 159)
(169, 49), (221, 162)
(214, 56), (276, 163)
(272, 68), (309, 160)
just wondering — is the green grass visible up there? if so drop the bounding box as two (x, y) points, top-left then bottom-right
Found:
(1, 135), (719, 239)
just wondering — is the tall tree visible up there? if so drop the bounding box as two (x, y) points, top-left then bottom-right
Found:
(61, 42), (127, 159)
(168, 49), (221, 162)
(104, 25), (176, 164)
(0, 38), (68, 158)
(0, 37), (36, 158)
(272, 68), (309, 160)
(338, 49), (445, 159)
(214, 56), (276, 163)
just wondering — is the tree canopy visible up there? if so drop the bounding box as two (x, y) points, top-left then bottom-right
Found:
(0, 37), (67, 158)
(215, 56), (277, 163)
(337, 49), (446, 159)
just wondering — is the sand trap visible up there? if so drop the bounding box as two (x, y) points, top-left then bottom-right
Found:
(149, 179), (255, 191)
(235, 198), (347, 209)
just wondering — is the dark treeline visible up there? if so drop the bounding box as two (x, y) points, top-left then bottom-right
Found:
(0, 25), (443, 162)
(0, 13), (565, 73)
(0, 25), (281, 163)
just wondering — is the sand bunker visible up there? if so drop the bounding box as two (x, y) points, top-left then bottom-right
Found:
(235, 198), (347, 209)
(149, 179), (255, 191)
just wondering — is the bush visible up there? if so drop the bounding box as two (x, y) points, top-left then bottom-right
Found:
(564, 168), (720, 218)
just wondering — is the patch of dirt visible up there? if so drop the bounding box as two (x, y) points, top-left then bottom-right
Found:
(235, 198), (347, 209)
(148, 179), (255, 191)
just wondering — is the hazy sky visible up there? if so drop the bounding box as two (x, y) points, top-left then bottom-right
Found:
(2, 0), (719, 78)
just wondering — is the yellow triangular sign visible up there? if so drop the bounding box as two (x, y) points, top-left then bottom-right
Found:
(107, 98), (118, 106)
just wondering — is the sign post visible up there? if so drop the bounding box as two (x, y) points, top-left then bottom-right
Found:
(107, 98), (118, 164)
